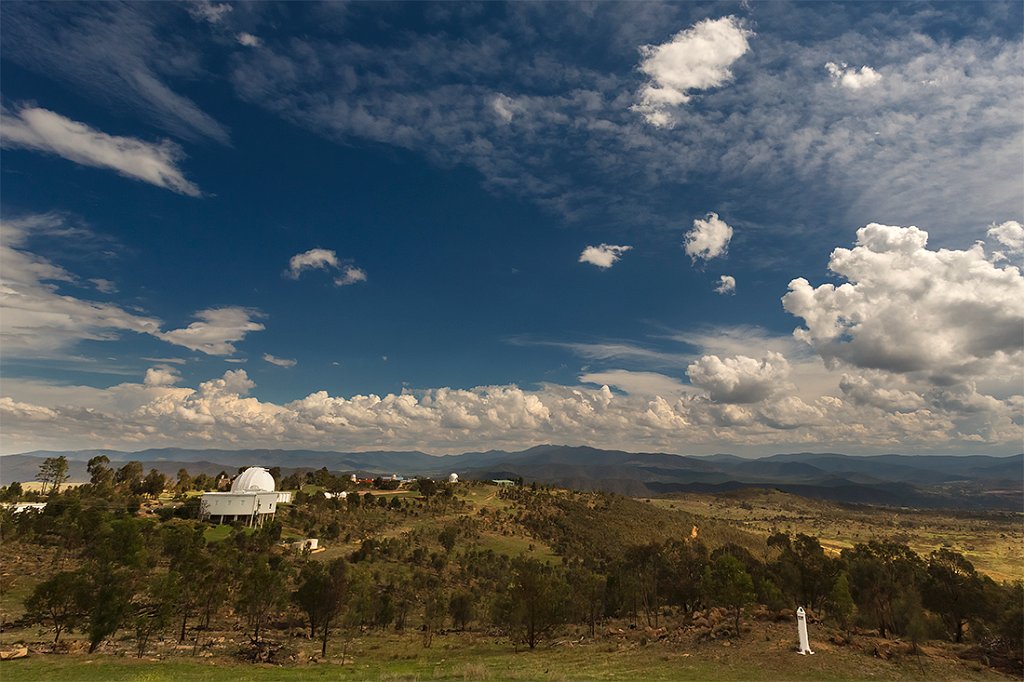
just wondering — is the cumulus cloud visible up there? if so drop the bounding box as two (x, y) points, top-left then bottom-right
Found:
(335, 266), (368, 286)
(1, 357), (1019, 455)
(687, 352), (791, 404)
(158, 308), (265, 356)
(263, 353), (297, 368)
(579, 244), (632, 268)
(632, 16), (753, 127)
(288, 248), (339, 278)
(825, 62), (882, 90)
(236, 33), (261, 48)
(714, 275), (736, 295)
(684, 212), (733, 262)
(144, 366), (181, 387)
(287, 248), (367, 285)
(988, 220), (1024, 255)
(783, 223), (1024, 381)
(0, 106), (201, 196)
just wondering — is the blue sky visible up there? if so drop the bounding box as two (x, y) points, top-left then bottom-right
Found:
(1, 1), (1021, 456)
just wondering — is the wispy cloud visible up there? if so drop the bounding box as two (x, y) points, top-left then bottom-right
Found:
(263, 353), (297, 368)
(158, 308), (265, 356)
(1, 106), (201, 196)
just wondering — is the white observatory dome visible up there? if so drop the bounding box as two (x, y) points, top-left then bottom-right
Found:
(231, 467), (276, 493)
(448, 473), (459, 483)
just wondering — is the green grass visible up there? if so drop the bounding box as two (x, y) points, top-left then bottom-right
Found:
(0, 631), (1006, 682)
(201, 525), (255, 544)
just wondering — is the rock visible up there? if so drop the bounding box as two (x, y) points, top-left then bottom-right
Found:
(0, 646), (28, 660)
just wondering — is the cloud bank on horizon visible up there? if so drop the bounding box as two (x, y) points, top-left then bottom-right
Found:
(0, 2), (1021, 455)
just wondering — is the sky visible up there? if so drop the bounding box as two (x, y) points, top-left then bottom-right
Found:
(1, 1), (1022, 457)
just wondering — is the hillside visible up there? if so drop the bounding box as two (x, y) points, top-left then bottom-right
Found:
(6, 446), (1021, 510)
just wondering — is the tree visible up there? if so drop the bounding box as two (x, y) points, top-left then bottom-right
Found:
(236, 555), (289, 644)
(115, 461), (144, 492)
(87, 455), (113, 489)
(37, 456), (69, 495)
(25, 571), (86, 645)
(845, 541), (924, 638)
(827, 572), (856, 633)
(923, 548), (985, 643)
(422, 590), (447, 648)
(438, 526), (458, 554)
(175, 469), (193, 494)
(141, 469), (167, 497)
(495, 557), (569, 650)
(417, 478), (438, 502)
(702, 554), (756, 636)
(448, 590), (475, 631)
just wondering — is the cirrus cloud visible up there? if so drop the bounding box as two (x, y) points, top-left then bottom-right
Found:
(1, 106), (201, 196)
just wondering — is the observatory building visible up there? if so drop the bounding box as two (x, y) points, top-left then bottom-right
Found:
(200, 467), (290, 526)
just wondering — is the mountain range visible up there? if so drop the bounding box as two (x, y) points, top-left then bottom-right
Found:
(2, 445), (1020, 511)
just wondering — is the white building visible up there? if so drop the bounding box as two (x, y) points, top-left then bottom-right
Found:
(201, 467), (284, 527)
(448, 473), (459, 483)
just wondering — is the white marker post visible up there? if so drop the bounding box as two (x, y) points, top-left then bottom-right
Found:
(796, 606), (814, 655)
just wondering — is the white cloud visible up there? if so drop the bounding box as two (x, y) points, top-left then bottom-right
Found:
(684, 212), (733, 262)
(987, 220), (1024, 255)
(632, 16), (753, 127)
(4, 362), (1016, 455)
(89, 278), (118, 294)
(825, 62), (883, 90)
(288, 248), (339, 278)
(158, 308), (265, 356)
(0, 214), (163, 356)
(783, 223), (1024, 381)
(236, 33), (261, 48)
(263, 353), (297, 368)
(579, 370), (691, 397)
(687, 352), (790, 404)
(491, 94), (520, 124)
(0, 106), (201, 196)
(144, 366), (181, 387)
(579, 244), (632, 268)
(714, 275), (736, 295)
(287, 248), (367, 285)
(335, 265), (368, 286)
(187, 1), (232, 25)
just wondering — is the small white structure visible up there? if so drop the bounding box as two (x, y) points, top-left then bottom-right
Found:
(350, 474), (358, 483)
(201, 467), (280, 527)
(290, 538), (319, 552)
(2, 502), (47, 514)
(796, 606), (814, 655)
(448, 473), (459, 483)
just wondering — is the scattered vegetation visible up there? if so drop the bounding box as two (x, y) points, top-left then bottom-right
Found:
(0, 462), (1020, 680)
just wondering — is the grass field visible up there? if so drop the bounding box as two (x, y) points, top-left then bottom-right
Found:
(0, 624), (1008, 682)
(644, 490), (1024, 582)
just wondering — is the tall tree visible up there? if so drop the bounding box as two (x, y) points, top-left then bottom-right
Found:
(923, 548), (985, 643)
(702, 554), (756, 636)
(37, 456), (69, 495)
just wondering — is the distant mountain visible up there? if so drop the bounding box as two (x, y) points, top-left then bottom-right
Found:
(3, 446), (1020, 510)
